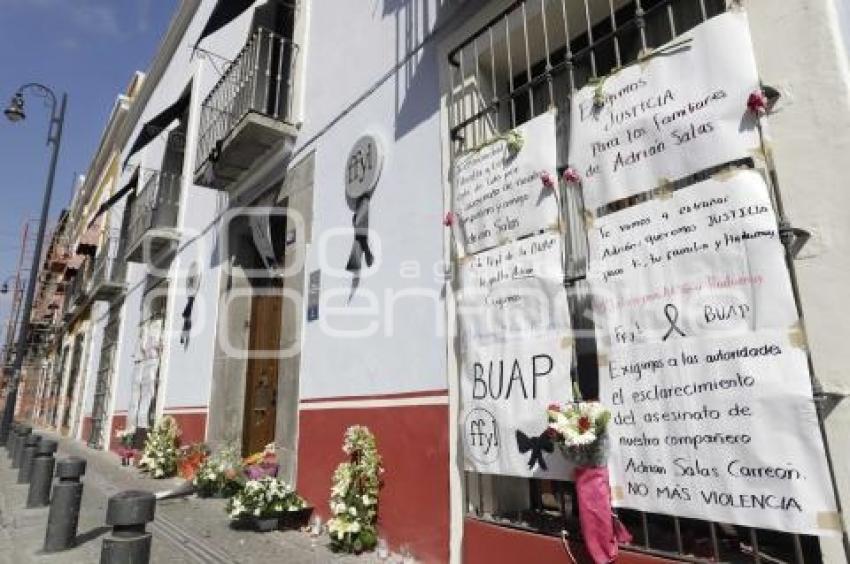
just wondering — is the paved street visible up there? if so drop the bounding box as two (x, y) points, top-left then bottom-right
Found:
(0, 430), (391, 564)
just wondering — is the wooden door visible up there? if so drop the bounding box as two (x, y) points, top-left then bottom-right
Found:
(242, 294), (282, 456)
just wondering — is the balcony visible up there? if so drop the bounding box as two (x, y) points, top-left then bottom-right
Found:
(62, 259), (92, 321)
(47, 239), (70, 273)
(89, 230), (127, 301)
(125, 169), (182, 263)
(194, 27), (299, 190)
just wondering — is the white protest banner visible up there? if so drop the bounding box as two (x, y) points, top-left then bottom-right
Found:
(569, 10), (761, 210)
(453, 111), (559, 255)
(587, 170), (839, 535)
(602, 331), (839, 536)
(457, 232), (570, 347)
(460, 332), (573, 478)
(588, 170), (799, 344)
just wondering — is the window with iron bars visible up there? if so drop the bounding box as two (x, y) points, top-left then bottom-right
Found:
(446, 0), (825, 561)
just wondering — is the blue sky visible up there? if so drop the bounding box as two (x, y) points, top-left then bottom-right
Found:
(0, 0), (177, 344)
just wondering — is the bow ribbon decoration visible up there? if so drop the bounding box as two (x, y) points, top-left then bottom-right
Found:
(516, 429), (554, 471)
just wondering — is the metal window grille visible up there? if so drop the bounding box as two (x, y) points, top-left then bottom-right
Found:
(446, 0), (828, 561)
(87, 303), (123, 449)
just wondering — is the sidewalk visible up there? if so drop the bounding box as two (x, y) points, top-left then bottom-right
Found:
(0, 429), (395, 564)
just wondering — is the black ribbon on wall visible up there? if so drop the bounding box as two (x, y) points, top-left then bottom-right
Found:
(345, 194), (374, 272)
(180, 296), (195, 347)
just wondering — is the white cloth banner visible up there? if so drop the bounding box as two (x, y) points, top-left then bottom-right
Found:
(588, 170), (799, 342)
(457, 232), (570, 347)
(602, 332), (839, 536)
(569, 10), (761, 210)
(460, 332), (573, 478)
(452, 111), (559, 255)
(589, 171), (839, 535)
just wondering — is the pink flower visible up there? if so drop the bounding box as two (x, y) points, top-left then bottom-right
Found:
(541, 171), (555, 190)
(548, 403), (560, 412)
(562, 167), (581, 185)
(443, 211), (455, 227)
(747, 89), (768, 116)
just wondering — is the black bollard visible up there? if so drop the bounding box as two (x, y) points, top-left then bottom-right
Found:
(44, 457), (87, 552)
(27, 439), (58, 508)
(17, 434), (42, 484)
(11, 425), (32, 469)
(5, 422), (19, 452)
(100, 490), (156, 564)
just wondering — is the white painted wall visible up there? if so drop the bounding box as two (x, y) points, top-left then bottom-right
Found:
(295, 0), (451, 401)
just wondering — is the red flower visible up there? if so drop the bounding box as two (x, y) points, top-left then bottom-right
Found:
(541, 171), (555, 190)
(562, 167), (581, 185)
(747, 90), (768, 116)
(547, 403), (560, 411)
(578, 415), (592, 434)
(545, 427), (558, 439)
(443, 211), (455, 227)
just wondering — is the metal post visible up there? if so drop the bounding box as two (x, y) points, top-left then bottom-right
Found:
(100, 490), (156, 564)
(44, 456), (86, 552)
(17, 433), (41, 483)
(0, 87), (67, 444)
(26, 438), (57, 507)
(11, 424), (32, 468)
(5, 421), (19, 453)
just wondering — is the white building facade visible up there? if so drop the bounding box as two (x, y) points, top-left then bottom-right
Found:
(29, 0), (850, 562)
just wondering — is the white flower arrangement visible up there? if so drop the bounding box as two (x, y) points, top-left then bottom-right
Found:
(225, 476), (305, 520)
(327, 425), (383, 554)
(546, 400), (611, 466)
(193, 444), (244, 497)
(138, 416), (181, 479)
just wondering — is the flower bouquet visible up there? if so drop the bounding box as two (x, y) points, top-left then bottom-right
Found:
(115, 428), (136, 466)
(138, 416), (181, 479)
(243, 443), (279, 480)
(547, 397), (631, 564)
(327, 426), (383, 554)
(194, 444), (245, 498)
(177, 443), (210, 481)
(225, 476), (308, 532)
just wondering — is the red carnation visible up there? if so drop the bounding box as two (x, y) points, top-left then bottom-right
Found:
(562, 167), (581, 185)
(578, 415), (592, 434)
(747, 89), (768, 116)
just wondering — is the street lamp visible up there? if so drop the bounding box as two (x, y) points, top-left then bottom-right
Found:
(0, 84), (67, 443)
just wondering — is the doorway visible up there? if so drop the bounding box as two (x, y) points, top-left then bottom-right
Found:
(242, 292), (282, 456)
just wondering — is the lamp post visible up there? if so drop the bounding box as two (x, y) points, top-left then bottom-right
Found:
(0, 84), (66, 443)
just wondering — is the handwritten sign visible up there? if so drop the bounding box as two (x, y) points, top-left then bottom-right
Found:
(590, 171), (838, 535)
(602, 332), (838, 535)
(457, 233), (570, 347)
(453, 111), (559, 255)
(588, 170), (799, 342)
(569, 11), (761, 210)
(461, 333), (573, 478)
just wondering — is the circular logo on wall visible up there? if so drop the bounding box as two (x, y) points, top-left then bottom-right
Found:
(345, 134), (383, 200)
(463, 407), (501, 465)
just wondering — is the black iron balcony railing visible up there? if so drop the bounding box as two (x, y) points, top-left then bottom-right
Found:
(195, 27), (299, 188)
(89, 229), (127, 300)
(62, 258), (92, 317)
(125, 169), (182, 263)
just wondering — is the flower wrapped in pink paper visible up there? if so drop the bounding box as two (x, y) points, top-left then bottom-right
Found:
(547, 396), (631, 563)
